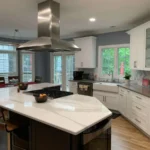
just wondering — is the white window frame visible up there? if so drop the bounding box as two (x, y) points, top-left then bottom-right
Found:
(50, 52), (75, 90)
(20, 51), (35, 82)
(98, 44), (130, 79)
(0, 43), (18, 83)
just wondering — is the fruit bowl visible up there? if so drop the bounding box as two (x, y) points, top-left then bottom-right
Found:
(34, 94), (48, 103)
(18, 83), (28, 90)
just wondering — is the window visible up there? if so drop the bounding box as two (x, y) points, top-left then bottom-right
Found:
(21, 53), (35, 82)
(99, 44), (130, 78)
(0, 43), (17, 83)
(102, 48), (114, 75)
(118, 47), (130, 75)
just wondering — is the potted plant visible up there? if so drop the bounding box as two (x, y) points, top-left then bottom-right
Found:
(124, 72), (131, 85)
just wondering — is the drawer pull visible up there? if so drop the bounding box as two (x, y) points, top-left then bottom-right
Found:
(136, 106), (141, 110)
(136, 96), (141, 99)
(135, 118), (141, 123)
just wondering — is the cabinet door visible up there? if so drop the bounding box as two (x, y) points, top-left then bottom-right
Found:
(74, 37), (96, 68)
(105, 95), (118, 110)
(130, 32), (145, 70)
(126, 90), (132, 120)
(119, 93), (127, 116)
(74, 39), (84, 68)
(93, 93), (105, 105)
(145, 28), (150, 69)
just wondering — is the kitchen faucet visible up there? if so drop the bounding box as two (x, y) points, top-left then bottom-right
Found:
(108, 71), (114, 82)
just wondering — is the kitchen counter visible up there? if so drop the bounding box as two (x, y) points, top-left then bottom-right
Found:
(0, 83), (112, 135)
(119, 84), (150, 98)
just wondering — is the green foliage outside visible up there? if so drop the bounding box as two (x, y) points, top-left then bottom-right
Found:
(102, 48), (114, 75)
(102, 47), (130, 75)
(118, 48), (130, 74)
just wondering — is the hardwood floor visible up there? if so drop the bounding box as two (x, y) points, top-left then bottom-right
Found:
(112, 116), (150, 150)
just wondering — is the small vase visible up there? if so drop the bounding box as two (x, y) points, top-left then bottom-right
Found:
(125, 79), (130, 85)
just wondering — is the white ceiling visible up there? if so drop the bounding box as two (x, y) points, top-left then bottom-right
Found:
(0, 0), (150, 40)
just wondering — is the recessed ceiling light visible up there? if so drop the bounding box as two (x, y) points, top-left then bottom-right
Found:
(89, 18), (96, 22)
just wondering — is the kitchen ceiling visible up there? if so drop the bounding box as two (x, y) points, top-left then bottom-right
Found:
(0, 0), (150, 40)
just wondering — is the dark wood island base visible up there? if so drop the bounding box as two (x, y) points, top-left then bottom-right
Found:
(10, 112), (111, 150)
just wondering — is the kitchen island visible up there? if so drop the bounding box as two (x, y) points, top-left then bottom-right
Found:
(0, 83), (112, 150)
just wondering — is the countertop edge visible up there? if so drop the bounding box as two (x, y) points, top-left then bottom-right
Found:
(118, 84), (150, 98)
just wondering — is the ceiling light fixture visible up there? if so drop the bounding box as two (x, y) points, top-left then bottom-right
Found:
(89, 18), (96, 22)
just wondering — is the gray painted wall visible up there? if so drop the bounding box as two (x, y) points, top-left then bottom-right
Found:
(96, 31), (130, 46)
(34, 31), (130, 82)
(35, 52), (50, 82)
(0, 31), (130, 82)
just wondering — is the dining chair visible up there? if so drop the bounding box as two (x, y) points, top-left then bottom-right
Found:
(0, 77), (5, 88)
(8, 76), (19, 85)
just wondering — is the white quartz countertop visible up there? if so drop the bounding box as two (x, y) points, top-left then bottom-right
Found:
(0, 83), (112, 135)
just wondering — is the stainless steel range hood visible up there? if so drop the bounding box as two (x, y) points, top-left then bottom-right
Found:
(17, 0), (80, 52)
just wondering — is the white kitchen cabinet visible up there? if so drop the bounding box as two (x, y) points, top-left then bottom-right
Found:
(126, 90), (132, 120)
(74, 36), (96, 68)
(127, 21), (150, 70)
(119, 87), (150, 135)
(93, 91), (118, 110)
(69, 81), (78, 94)
(119, 92), (127, 117)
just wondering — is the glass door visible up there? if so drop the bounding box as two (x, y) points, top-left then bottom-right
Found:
(66, 54), (75, 91)
(53, 55), (62, 85)
(52, 53), (75, 91)
(21, 53), (34, 82)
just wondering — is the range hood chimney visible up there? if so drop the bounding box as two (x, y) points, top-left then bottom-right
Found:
(17, 0), (81, 52)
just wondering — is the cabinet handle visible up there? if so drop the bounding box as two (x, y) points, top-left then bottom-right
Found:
(136, 96), (141, 99)
(134, 61), (137, 68)
(135, 118), (141, 123)
(136, 106), (141, 110)
(120, 94), (123, 97)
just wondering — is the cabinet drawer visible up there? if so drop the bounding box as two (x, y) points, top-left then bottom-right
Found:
(132, 93), (149, 107)
(131, 113), (148, 133)
(132, 101), (148, 118)
(119, 88), (127, 95)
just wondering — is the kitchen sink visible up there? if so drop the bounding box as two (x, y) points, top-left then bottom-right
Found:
(93, 82), (119, 93)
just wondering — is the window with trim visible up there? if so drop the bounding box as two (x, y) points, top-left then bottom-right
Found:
(21, 52), (35, 82)
(0, 43), (17, 83)
(99, 44), (130, 78)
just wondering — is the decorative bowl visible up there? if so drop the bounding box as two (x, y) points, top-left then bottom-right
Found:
(34, 94), (48, 103)
(18, 83), (28, 90)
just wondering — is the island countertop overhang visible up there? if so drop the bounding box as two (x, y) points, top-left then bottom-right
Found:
(0, 83), (112, 135)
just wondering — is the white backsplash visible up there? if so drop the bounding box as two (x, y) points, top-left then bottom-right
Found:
(77, 68), (150, 86)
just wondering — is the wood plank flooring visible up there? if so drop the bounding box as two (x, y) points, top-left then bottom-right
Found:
(112, 116), (150, 150)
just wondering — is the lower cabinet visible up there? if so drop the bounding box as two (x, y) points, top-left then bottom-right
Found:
(93, 91), (118, 111)
(69, 81), (78, 94)
(119, 87), (150, 136)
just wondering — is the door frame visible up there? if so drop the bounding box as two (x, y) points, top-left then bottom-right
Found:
(50, 52), (75, 90)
